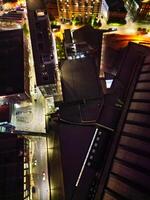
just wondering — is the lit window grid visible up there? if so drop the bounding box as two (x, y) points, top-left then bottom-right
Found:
(23, 138), (30, 200)
(23, 167), (30, 199)
(58, 0), (101, 20)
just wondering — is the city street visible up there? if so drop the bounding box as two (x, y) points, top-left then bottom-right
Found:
(47, 131), (65, 200)
(30, 136), (50, 200)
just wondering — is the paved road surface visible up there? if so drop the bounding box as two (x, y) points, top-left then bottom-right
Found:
(31, 136), (50, 200)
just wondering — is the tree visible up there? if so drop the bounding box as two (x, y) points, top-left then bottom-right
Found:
(72, 16), (81, 25)
(93, 18), (102, 27)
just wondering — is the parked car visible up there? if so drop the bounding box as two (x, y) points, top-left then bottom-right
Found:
(33, 159), (37, 166)
(35, 9), (46, 17)
(137, 27), (147, 35)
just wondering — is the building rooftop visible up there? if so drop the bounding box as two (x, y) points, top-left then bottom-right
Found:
(105, 0), (127, 12)
(95, 42), (150, 200)
(27, 8), (56, 89)
(61, 57), (102, 104)
(0, 29), (24, 96)
(58, 42), (150, 200)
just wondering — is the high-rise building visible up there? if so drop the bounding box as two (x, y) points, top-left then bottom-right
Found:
(124, 0), (150, 22)
(57, 0), (102, 23)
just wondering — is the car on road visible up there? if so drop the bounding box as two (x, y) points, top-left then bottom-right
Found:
(137, 27), (147, 35)
(33, 159), (37, 166)
(42, 172), (46, 181)
(35, 9), (46, 17)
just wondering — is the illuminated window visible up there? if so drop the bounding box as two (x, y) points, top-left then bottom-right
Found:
(105, 79), (113, 88)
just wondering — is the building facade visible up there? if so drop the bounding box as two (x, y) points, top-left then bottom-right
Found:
(57, 0), (102, 23)
(124, 0), (150, 22)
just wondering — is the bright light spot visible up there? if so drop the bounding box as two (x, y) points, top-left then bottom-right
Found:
(106, 79), (113, 88)
(76, 55), (80, 59)
(55, 107), (59, 111)
(16, 24), (22, 29)
(68, 56), (72, 60)
(36, 10), (45, 17)
(14, 103), (21, 108)
(147, 32), (150, 37)
(80, 54), (85, 58)
(132, 35), (146, 43)
(42, 172), (46, 181)
(125, 28), (136, 34)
